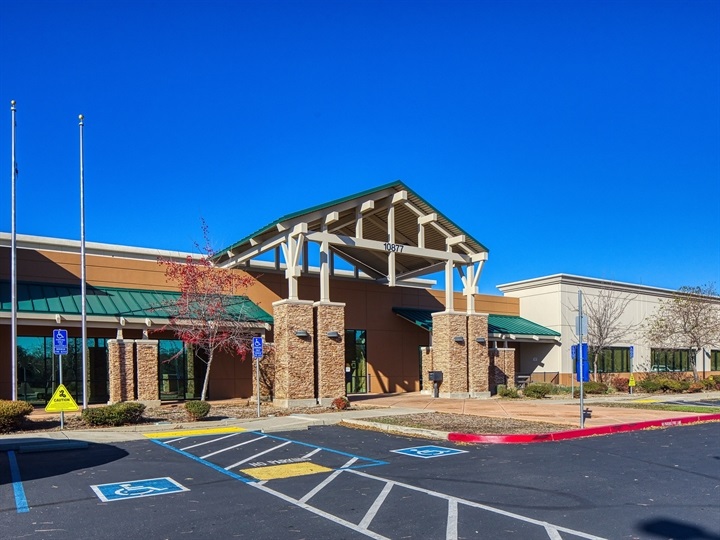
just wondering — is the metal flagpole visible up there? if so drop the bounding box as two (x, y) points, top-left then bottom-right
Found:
(10, 100), (18, 401)
(79, 114), (88, 409)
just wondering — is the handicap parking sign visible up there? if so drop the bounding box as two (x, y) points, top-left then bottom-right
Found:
(52, 329), (68, 355)
(252, 336), (263, 358)
(391, 445), (468, 459)
(91, 477), (189, 502)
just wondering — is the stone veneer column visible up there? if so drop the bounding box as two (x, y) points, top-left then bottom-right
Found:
(108, 339), (135, 403)
(493, 348), (517, 390)
(314, 301), (346, 406)
(252, 343), (275, 402)
(467, 313), (491, 398)
(430, 311), (469, 397)
(136, 340), (160, 404)
(420, 346), (434, 394)
(272, 299), (317, 408)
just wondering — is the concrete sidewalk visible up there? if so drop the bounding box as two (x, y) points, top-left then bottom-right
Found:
(1, 391), (718, 446)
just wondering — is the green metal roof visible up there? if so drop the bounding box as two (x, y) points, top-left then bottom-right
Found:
(0, 281), (273, 323)
(392, 307), (560, 338)
(215, 181), (489, 263)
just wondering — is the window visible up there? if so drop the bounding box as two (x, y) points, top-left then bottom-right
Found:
(588, 347), (630, 373)
(651, 348), (691, 372)
(711, 350), (720, 371)
(158, 340), (203, 400)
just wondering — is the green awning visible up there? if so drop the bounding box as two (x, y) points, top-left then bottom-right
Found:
(0, 281), (273, 324)
(392, 307), (560, 338)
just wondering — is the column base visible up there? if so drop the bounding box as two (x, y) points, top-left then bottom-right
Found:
(469, 391), (492, 399)
(273, 398), (319, 409)
(439, 392), (471, 399)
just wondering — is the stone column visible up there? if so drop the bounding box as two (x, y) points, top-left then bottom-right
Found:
(252, 343), (275, 402)
(136, 339), (160, 405)
(420, 346), (434, 395)
(314, 301), (346, 406)
(430, 311), (469, 397)
(108, 339), (135, 403)
(272, 299), (317, 408)
(494, 348), (517, 390)
(468, 313), (491, 398)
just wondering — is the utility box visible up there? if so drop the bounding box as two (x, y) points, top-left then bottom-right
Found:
(428, 371), (443, 382)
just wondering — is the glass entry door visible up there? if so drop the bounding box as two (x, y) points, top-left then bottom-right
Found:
(344, 330), (367, 394)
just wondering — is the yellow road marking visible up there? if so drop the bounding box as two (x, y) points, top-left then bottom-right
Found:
(144, 427), (246, 439)
(633, 399), (659, 403)
(240, 462), (333, 481)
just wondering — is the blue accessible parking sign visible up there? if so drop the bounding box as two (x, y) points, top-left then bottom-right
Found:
(391, 445), (468, 459)
(91, 477), (189, 502)
(52, 329), (68, 355)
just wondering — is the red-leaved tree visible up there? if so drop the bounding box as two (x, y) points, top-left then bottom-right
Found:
(158, 221), (256, 401)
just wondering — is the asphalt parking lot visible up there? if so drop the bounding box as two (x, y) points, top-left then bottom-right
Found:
(2, 422), (719, 539)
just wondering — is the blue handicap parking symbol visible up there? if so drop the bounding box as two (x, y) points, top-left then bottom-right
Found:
(91, 477), (189, 502)
(391, 445), (468, 459)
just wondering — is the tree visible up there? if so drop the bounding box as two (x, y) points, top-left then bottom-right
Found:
(158, 221), (256, 401)
(644, 284), (720, 380)
(584, 288), (638, 380)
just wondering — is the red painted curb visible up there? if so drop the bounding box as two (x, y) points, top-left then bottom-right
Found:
(447, 413), (720, 444)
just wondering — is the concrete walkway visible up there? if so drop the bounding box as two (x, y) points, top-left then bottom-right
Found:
(1, 391), (718, 446)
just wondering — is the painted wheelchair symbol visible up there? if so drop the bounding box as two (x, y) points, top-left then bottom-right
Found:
(114, 483), (168, 497)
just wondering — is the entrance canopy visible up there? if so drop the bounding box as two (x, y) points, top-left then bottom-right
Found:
(392, 307), (561, 343)
(214, 182), (490, 311)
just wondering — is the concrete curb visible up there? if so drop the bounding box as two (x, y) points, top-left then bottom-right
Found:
(448, 413), (720, 444)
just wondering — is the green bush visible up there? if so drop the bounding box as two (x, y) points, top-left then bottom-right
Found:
(523, 382), (553, 399)
(332, 396), (350, 410)
(497, 385), (519, 398)
(0, 400), (34, 433)
(549, 385), (572, 395)
(638, 375), (691, 393)
(573, 381), (608, 397)
(185, 400), (211, 420)
(81, 402), (146, 426)
(700, 376), (720, 390)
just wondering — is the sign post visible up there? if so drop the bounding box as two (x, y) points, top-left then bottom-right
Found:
(252, 337), (264, 418)
(577, 291), (586, 429)
(50, 329), (74, 429)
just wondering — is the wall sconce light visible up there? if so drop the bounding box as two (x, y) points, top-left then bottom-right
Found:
(453, 336), (465, 343)
(475, 337), (486, 344)
(326, 331), (340, 338)
(120, 317), (126, 326)
(294, 330), (309, 338)
(55, 314), (62, 324)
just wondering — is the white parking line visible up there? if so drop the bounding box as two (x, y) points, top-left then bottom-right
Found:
(225, 441), (291, 470)
(298, 457), (357, 504)
(446, 499), (458, 539)
(181, 432), (242, 451)
(358, 481), (393, 529)
(201, 435), (267, 460)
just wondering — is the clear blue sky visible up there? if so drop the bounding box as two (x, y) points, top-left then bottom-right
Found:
(1, 0), (718, 294)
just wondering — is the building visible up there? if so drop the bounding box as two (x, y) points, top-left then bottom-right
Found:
(498, 274), (720, 384)
(1, 182), (561, 406)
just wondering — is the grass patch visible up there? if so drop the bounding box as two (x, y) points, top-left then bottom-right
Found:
(593, 402), (720, 414)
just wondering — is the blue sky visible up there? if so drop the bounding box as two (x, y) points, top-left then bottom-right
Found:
(1, 0), (718, 294)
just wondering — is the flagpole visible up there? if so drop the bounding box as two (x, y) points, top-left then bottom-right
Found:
(79, 114), (88, 409)
(10, 100), (18, 401)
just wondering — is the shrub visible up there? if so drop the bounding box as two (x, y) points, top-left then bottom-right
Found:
(549, 385), (572, 396)
(0, 400), (34, 433)
(687, 382), (704, 393)
(523, 382), (553, 399)
(82, 402), (146, 426)
(332, 396), (350, 410)
(610, 376), (629, 393)
(497, 385), (519, 398)
(638, 375), (691, 393)
(573, 381), (608, 397)
(185, 400), (211, 420)
(700, 377), (720, 390)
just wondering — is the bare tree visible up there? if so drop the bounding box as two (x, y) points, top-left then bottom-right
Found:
(584, 288), (638, 380)
(157, 221), (256, 401)
(644, 284), (720, 380)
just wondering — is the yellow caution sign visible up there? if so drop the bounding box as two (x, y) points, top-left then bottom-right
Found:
(628, 375), (636, 387)
(45, 384), (79, 412)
